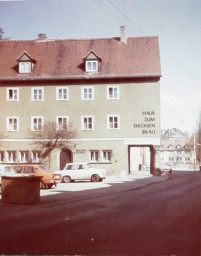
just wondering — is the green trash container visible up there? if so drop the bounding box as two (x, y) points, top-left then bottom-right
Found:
(1, 175), (41, 204)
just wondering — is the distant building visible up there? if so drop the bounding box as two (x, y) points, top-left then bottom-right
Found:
(0, 27), (161, 175)
(157, 128), (194, 169)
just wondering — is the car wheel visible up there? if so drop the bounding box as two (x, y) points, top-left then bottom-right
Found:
(91, 174), (100, 182)
(63, 176), (71, 183)
(40, 181), (46, 189)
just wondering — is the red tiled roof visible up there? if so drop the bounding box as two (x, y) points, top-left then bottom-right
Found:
(0, 36), (161, 81)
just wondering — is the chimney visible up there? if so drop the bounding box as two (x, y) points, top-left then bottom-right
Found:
(38, 33), (47, 41)
(120, 26), (126, 44)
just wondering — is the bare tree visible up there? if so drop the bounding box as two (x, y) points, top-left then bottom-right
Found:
(29, 121), (78, 169)
(0, 27), (10, 40)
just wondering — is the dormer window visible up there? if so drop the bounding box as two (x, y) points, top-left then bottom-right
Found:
(17, 51), (36, 74)
(86, 60), (98, 72)
(83, 50), (101, 73)
(19, 62), (31, 73)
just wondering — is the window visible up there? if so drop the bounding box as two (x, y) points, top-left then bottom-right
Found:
(56, 87), (69, 100)
(0, 152), (4, 162)
(19, 151), (29, 163)
(32, 151), (41, 163)
(7, 117), (19, 131)
(90, 151), (99, 162)
(82, 87), (94, 100)
(19, 62), (31, 73)
(31, 116), (44, 131)
(102, 150), (112, 162)
(81, 116), (94, 130)
(7, 88), (19, 101)
(31, 88), (44, 101)
(7, 151), (16, 162)
(107, 86), (119, 99)
(56, 116), (69, 130)
(86, 61), (98, 72)
(107, 115), (120, 129)
(24, 166), (35, 173)
(66, 164), (76, 170)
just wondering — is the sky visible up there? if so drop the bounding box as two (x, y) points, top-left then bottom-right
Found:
(0, 0), (201, 134)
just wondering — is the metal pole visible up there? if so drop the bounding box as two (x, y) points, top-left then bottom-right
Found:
(194, 129), (196, 171)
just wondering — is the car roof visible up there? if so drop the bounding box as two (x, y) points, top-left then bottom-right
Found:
(66, 162), (88, 165)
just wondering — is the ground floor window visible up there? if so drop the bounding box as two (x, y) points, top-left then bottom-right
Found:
(32, 151), (41, 163)
(7, 151), (16, 162)
(19, 151), (29, 162)
(102, 150), (112, 162)
(90, 150), (99, 162)
(0, 152), (4, 162)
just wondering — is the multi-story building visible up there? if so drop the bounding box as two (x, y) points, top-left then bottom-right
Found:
(158, 128), (194, 169)
(0, 27), (161, 175)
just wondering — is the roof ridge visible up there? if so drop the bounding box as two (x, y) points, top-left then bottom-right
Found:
(0, 35), (158, 43)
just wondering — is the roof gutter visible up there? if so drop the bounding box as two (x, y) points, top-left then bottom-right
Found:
(0, 73), (162, 83)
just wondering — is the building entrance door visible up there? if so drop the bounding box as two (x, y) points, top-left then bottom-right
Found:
(60, 149), (72, 170)
(129, 146), (151, 174)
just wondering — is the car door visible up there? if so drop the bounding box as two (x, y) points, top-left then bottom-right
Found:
(76, 164), (90, 180)
(65, 164), (76, 179)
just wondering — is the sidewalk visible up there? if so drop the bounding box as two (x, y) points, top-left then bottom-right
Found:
(0, 173), (169, 216)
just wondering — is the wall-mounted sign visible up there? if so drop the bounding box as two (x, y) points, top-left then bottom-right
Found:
(133, 111), (156, 134)
(76, 149), (87, 154)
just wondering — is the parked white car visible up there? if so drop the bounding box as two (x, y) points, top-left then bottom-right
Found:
(0, 165), (16, 185)
(54, 162), (106, 183)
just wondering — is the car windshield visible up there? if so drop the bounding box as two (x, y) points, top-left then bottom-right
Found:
(38, 166), (51, 173)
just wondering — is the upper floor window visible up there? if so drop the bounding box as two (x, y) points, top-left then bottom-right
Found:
(107, 115), (120, 130)
(7, 88), (19, 101)
(7, 117), (19, 131)
(19, 62), (31, 73)
(31, 116), (44, 131)
(107, 86), (119, 99)
(82, 87), (94, 100)
(86, 61), (98, 72)
(32, 88), (44, 101)
(56, 116), (69, 130)
(56, 87), (69, 101)
(81, 115), (94, 130)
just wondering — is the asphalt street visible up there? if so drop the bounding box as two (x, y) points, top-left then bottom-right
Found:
(0, 172), (201, 255)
